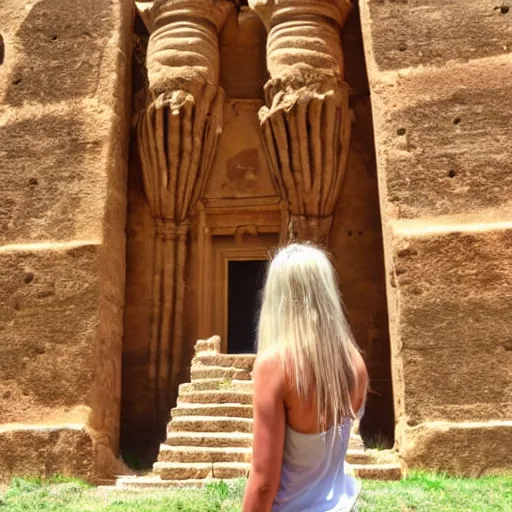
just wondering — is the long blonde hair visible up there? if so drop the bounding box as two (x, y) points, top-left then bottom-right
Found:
(257, 243), (359, 424)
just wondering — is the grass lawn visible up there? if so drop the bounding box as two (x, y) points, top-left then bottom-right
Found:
(0, 472), (510, 511)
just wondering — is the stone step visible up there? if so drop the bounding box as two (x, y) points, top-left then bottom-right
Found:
(116, 461), (401, 489)
(178, 390), (253, 405)
(154, 461), (400, 482)
(159, 444), (383, 467)
(168, 416), (254, 433)
(193, 354), (255, 371)
(345, 449), (384, 465)
(350, 434), (365, 451)
(117, 463), (401, 490)
(116, 459), (401, 490)
(116, 462), (401, 490)
(165, 431), (253, 448)
(171, 404), (253, 418)
(167, 419), (362, 447)
(115, 476), (221, 489)
(191, 365), (252, 381)
(350, 463), (402, 481)
(194, 337), (221, 355)
(180, 379), (253, 393)
(154, 462), (250, 480)
(159, 445), (252, 464)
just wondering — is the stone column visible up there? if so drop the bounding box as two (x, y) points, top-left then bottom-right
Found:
(249, 0), (353, 245)
(137, 0), (234, 420)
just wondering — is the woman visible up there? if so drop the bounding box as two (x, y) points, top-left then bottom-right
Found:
(242, 243), (368, 512)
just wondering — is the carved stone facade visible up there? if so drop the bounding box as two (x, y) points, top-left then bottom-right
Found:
(136, 0), (357, 425)
(123, 0), (393, 465)
(0, 0), (510, 483)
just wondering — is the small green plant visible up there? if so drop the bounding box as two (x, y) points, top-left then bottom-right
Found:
(364, 432), (392, 451)
(217, 379), (233, 390)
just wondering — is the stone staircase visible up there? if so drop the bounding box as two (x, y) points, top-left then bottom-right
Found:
(115, 336), (402, 489)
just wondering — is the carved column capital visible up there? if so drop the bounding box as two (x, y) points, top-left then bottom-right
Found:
(249, 0), (351, 27)
(148, 0), (234, 97)
(249, 0), (352, 83)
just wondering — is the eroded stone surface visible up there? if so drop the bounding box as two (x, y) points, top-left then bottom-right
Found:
(365, 0), (511, 71)
(0, 245), (98, 423)
(0, 0), (132, 481)
(360, 0), (512, 475)
(0, 426), (95, 484)
(400, 421), (512, 477)
(392, 230), (512, 425)
(372, 61), (512, 219)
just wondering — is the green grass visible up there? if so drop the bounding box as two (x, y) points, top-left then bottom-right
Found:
(0, 472), (510, 511)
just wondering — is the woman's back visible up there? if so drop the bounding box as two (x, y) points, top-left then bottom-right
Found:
(272, 348), (367, 512)
(284, 347), (367, 435)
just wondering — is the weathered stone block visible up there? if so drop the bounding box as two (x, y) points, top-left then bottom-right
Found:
(0, 425), (95, 483)
(0, 109), (110, 245)
(389, 229), (512, 425)
(400, 421), (512, 477)
(0, 0), (132, 481)
(356, 0), (512, 477)
(3, 0), (115, 107)
(0, 244), (99, 423)
(363, 0), (511, 71)
(372, 60), (512, 219)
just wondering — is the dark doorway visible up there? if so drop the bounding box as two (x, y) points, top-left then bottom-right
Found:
(227, 260), (266, 354)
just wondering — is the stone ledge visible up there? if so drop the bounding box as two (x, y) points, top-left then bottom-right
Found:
(178, 390), (253, 405)
(190, 366), (252, 381)
(360, 0), (512, 73)
(171, 404), (253, 419)
(399, 421), (512, 477)
(168, 416), (254, 433)
(158, 445), (252, 464)
(0, 424), (95, 483)
(165, 431), (253, 448)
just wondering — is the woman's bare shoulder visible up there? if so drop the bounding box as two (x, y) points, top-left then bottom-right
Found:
(252, 346), (283, 383)
(353, 348), (368, 381)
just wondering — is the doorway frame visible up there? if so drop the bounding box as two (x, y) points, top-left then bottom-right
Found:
(219, 250), (268, 352)
(195, 197), (288, 352)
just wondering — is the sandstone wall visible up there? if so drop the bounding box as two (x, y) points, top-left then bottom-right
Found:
(359, 0), (512, 475)
(0, 0), (133, 481)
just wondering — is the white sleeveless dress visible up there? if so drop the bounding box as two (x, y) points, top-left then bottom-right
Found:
(272, 418), (361, 512)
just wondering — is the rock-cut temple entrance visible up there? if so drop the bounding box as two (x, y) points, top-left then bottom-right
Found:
(120, 1), (395, 468)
